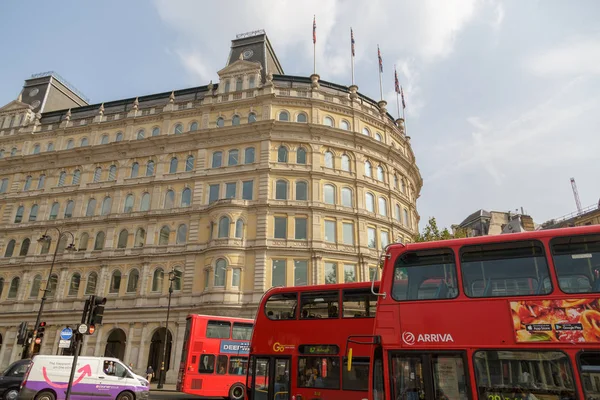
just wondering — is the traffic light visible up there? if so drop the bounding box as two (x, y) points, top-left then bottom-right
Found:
(88, 297), (106, 326)
(36, 322), (46, 341)
(17, 322), (28, 345)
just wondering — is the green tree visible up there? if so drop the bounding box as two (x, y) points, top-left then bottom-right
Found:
(414, 217), (468, 242)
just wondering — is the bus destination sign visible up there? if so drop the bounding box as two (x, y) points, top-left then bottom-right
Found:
(298, 344), (339, 355)
(220, 340), (250, 354)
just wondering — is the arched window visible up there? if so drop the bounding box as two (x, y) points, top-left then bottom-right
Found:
(152, 268), (164, 292)
(140, 193), (151, 211)
(14, 206), (24, 223)
(214, 259), (226, 287)
(146, 160), (155, 176)
(115, 132), (123, 142)
(66, 139), (74, 149)
(190, 122), (198, 131)
(324, 184), (335, 204)
(340, 120), (350, 130)
(68, 273), (80, 296)
(64, 200), (75, 218)
(152, 127), (160, 136)
(365, 161), (372, 178)
(249, 76), (256, 88)
(58, 171), (67, 186)
(295, 181), (308, 201)
(395, 204), (401, 222)
(86, 198), (96, 216)
(236, 78), (243, 91)
(394, 174), (399, 190)
(212, 151), (222, 168)
(248, 113), (257, 123)
(232, 115), (240, 126)
(108, 165), (117, 181)
(404, 209), (410, 227)
(30, 275), (41, 298)
(72, 169), (81, 185)
(93, 167), (102, 183)
(216, 117), (224, 128)
(0, 178), (8, 193)
(159, 226), (170, 245)
(10, 147), (17, 156)
(341, 154), (350, 172)
(401, 180), (407, 193)
(228, 149), (239, 166)
(37, 174), (46, 189)
(173, 268), (182, 291)
(174, 124), (183, 134)
(32, 144), (40, 154)
(117, 229), (128, 248)
(19, 238), (30, 256)
(137, 129), (145, 140)
(224, 80), (231, 92)
(378, 197), (388, 216)
(80, 138), (89, 147)
(377, 166), (385, 182)
(275, 180), (288, 200)
(324, 151), (334, 168)
(244, 147), (255, 164)
(341, 188), (353, 207)
(94, 232), (105, 250)
(79, 233), (89, 251)
(235, 219), (244, 238)
(164, 190), (175, 209)
(375, 132), (383, 142)
(297, 147), (307, 164)
(278, 111), (289, 121)
(181, 188), (192, 207)
(366, 193), (375, 212)
(131, 162), (139, 178)
(277, 146), (288, 162)
(323, 116), (334, 127)
(134, 228), (146, 247)
(46, 274), (58, 297)
(297, 113), (307, 123)
(218, 217), (230, 238)
(47, 142), (55, 151)
(85, 272), (98, 295)
(124, 194), (134, 213)
(177, 224), (187, 244)
(8, 277), (19, 299)
(185, 155), (195, 171)
(23, 176), (32, 191)
(101, 134), (109, 144)
(49, 202), (59, 220)
(169, 157), (178, 173)
(101, 197), (112, 215)
(109, 270), (121, 294)
(127, 269), (139, 293)
(27, 204), (38, 222)
(362, 127), (370, 136)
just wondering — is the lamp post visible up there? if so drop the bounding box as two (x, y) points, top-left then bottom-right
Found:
(28, 227), (77, 357)
(157, 267), (177, 389)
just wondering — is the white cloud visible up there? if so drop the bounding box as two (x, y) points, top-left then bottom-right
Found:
(527, 35), (600, 77)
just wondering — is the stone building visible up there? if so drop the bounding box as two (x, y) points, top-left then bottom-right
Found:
(452, 209), (536, 237)
(0, 31), (422, 381)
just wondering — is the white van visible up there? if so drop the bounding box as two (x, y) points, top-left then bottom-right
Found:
(18, 355), (149, 400)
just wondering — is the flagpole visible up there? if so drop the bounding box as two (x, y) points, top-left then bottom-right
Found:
(378, 45), (383, 101)
(313, 15), (316, 75)
(350, 28), (355, 86)
(395, 65), (400, 118)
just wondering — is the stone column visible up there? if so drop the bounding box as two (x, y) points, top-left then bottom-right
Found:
(167, 321), (185, 383)
(124, 323), (135, 365)
(51, 326), (61, 355)
(93, 325), (104, 357)
(9, 328), (20, 363)
(0, 329), (8, 368)
(136, 323), (148, 370)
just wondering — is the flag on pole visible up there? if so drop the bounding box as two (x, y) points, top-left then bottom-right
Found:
(351, 28), (355, 56)
(394, 68), (400, 94)
(377, 45), (383, 73)
(401, 86), (406, 109)
(313, 16), (317, 44)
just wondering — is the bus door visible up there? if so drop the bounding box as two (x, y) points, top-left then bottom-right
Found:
(249, 356), (291, 400)
(388, 352), (470, 400)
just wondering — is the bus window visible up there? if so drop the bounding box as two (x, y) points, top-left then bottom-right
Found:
(265, 293), (297, 320)
(551, 234), (600, 293)
(300, 291), (339, 319)
(461, 240), (552, 297)
(298, 357), (340, 389)
(342, 357), (369, 391)
(254, 358), (270, 400)
(199, 354), (215, 373)
(342, 288), (377, 318)
(274, 359), (290, 400)
(229, 356), (248, 375)
(216, 355), (228, 374)
(232, 322), (253, 340)
(392, 248), (457, 301)
(206, 320), (231, 338)
(579, 352), (600, 399)
(473, 350), (576, 399)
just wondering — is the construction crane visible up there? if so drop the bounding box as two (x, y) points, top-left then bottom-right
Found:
(570, 177), (583, 214)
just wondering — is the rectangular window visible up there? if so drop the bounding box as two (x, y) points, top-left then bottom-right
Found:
(228, 356), (248, 376)
(198, 354), (215, 374)
(343, 264), (356, 283)
(342, 357), (369, 391)
(274, 217), (287, 239)
(342, 288), (377, 318)
(342, 222), (354, 245)
(232, 322), (253, 340)
(272, 259), (286, 287)
(242, 180), (253, 200)
(380, 230), (389, 249)
(551, 233), (600, 293)
(300, 290), (339, 319)
(225, 182), (236, 199)
(580, 352), (600, 399)
(206, 320), (231, 339)
(294, 260), (308, 286)
(367, 227), (376, 249)
(324, 262), (337, 284)
(295, 218), (307, 240)
(298, 357), (340, 389)
(265, 292), (297, 320)
(324, 220), (336, 243)
(209, 184), (219, 203)
(461, 240), (551, 298)
(216, 355), (228, 375)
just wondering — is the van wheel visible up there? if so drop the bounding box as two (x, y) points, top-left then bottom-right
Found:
(3, 388), (19, 400)
(34, 391), (56, 400)
(116, 391), (134, 400)
(229, 383), (245, 400)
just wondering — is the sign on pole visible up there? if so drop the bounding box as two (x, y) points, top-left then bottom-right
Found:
(60, 328), (73, 341)
(59, 339), (71, 349)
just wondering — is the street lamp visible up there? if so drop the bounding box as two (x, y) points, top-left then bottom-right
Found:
(28, 227), (77, 357)
(157, 267), (177, 389)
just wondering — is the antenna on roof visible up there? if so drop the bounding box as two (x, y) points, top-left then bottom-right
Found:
(570, 177), (583, 215)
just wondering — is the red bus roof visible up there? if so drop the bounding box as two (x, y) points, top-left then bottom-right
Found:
(186, 314), (253, 323)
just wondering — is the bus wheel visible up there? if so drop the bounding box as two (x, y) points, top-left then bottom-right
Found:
(229, 383), (245, 400)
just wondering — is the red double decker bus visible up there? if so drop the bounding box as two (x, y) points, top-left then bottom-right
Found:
(359, 224), (600, 400)
(246, 281), (379, 400)
(177, 314), (253, 400)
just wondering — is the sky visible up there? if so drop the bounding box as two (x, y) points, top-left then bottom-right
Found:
(0, 0), (599, 230)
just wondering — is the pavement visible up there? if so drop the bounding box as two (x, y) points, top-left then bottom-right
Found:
(150, 383), (178, 392)
(149, 383), (222, 399)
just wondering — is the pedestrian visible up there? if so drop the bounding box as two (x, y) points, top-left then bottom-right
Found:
(146, 365), (154, 382)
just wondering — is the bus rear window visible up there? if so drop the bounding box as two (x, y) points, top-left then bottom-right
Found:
(232, 322), (253, 340)
(392, 248), (457, 301)
(300, 291), (339, 319)
(342, 288), (377, 318)
(461, 240), (551, 298)
(206, 321), (231, 338)
(265, 293), (297, 320)
(551, 234), (600, 294)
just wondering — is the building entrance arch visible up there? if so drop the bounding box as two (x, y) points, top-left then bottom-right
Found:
(104, 328), (126, 360)
(147, 328), (172, 381)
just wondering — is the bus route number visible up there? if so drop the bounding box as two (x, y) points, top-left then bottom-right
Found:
(486, 393), (525, 400)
